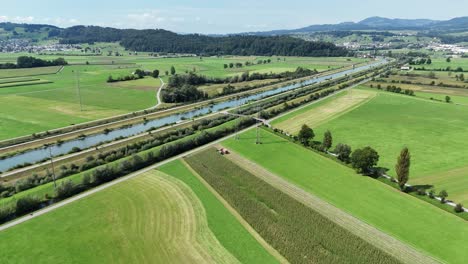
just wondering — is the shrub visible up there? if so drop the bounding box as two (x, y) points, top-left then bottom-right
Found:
(454, 203), (464, 213)
(16, 196), (41, 215)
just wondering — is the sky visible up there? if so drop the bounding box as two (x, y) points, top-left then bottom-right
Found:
(0, 0), (467, 34)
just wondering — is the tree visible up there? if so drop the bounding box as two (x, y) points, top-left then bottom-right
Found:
(445, 95), (451, 103)
(322, 130), (332, 150)
(439, 190), (448, 203)
(446, 57), (451, 63)
(223, 64), (228, 69)
(152, 69), (159, 78)
(395, 147), (410, 191)
(454, 203), (464, 213)
(16, 196), (41, 215)
(170, 66), (176, 75)
(351, 147), (379, 173)
(333, 143), (352, 162)
(297, 124), (314, 146)
(55, 181), (77, 199)
(426, 58), (432, 64)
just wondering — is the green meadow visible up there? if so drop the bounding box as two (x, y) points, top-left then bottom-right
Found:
(222, 129), (468, 264)
(0, 170), (273, 263)
(273, 87), (468, 205)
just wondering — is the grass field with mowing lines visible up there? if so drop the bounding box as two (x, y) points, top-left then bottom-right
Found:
(0, 66), (62, 78)
(185, 149), (400, 264)
(272, 88), (376, 134)
(0, 171), (241, 263)
(222, 129), (468, 264)
(159, 160), (279, 264)
(307, 89), (468, 204)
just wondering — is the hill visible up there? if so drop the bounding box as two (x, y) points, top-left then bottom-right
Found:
(250, 16), (468, 35)
(0, 23), (349, 57)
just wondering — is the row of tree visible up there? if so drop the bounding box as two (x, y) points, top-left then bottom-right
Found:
(293, 124), (464, 213)
(0, 56), (67, 69)
(223, 59), (272, 69)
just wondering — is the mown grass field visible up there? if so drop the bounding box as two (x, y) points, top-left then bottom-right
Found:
(185, 149), (400, 264)
(273, 89), (376, 133)
(0, 171), (243, 263)
(222, 129), (468, 264)
(159, 160), (279, 264)
(0, 54), (363, 140)
(0, 65), (62, 78)
(420, 57), (468, 70)
(274, 87), (468, 205)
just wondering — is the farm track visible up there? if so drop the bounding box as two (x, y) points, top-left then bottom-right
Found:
(221, 147), (441, 264)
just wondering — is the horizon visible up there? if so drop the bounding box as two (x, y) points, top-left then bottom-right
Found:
(1, 0), (467, 34)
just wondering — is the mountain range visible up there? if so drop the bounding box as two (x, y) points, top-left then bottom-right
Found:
(249, 16), (468, 35)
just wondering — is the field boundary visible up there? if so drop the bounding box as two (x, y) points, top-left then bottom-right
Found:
(180, 159), (289, 264)
(0, 66), (64, 79)
(274, 89), (378, 133)
(220, 145), (441, 264)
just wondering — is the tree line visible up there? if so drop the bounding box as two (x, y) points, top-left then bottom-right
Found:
(0, 56), (67, 69)
(57, 26), (349, 57)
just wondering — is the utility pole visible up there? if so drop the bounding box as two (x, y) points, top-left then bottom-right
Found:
(255, 104), (261, 144)
(48, 147), (57, 188)
(76, 70), (83, 111)
(235, 96), (240, 140)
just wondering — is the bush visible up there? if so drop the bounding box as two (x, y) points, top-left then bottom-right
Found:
(16, 196), (41, 215)
(454, 203), (464, 213)
(55, 180), (78, 199)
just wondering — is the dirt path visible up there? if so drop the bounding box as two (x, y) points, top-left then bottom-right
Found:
(221, 146), (440, 264)
(155, 77), (165, 108)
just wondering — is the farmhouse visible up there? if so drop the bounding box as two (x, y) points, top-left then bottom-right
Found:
(400, 65), (411, 71)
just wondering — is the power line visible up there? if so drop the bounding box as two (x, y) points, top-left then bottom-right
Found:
(76, 70), (83, 111)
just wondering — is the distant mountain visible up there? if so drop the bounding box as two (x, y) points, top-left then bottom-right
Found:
(358, 16), (439, 28)
(249, 16), (468, 36)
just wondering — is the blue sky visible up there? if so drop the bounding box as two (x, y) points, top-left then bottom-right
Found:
(0, 0), (467, 33)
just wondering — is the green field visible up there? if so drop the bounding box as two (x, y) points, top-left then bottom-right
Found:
(184, 149), (399, 264)
(0, 54), (364, 140)
(420, 57), (468, 70)
(159, 160), (279, 263)
(0, 65), (62, 78)
(273, 87), (468, 205)
(0, 169), (277, 263)
(222, 129), (468, 264)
